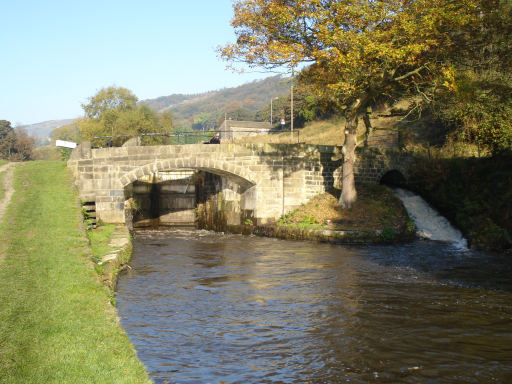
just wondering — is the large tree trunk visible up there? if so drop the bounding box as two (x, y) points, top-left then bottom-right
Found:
(339, 111), (358, 208)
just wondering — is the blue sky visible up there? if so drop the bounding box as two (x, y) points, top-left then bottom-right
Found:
(0, 0), (272, 125)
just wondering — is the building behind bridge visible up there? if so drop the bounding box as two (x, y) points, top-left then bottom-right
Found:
(219, 120), (271, 141)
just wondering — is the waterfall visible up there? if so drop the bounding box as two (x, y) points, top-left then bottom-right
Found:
(392, 188), (467, 248)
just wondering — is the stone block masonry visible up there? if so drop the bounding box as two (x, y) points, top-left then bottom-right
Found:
(68, 142), (413, 225)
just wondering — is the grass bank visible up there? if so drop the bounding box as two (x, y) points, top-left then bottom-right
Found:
(262, 184), (414, 243)
(235, 118), (345, 145)
(87, 224), (133, 296)
(0, 161), (150, 383)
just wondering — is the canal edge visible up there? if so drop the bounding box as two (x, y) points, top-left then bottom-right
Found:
(250, 224), (415, 245)
(96, 225), (133, 295)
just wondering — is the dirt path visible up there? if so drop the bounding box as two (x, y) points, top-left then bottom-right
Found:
(0, 162), (16, 225)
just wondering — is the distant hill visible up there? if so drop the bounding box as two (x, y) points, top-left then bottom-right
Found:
(140, 94), (196, 112)
(24, 76), (291, 141)
(140, 75), (290, 128)
(21, 119), (74, 141)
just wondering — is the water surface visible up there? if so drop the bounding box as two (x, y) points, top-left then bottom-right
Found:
(116, 229), (512, 383)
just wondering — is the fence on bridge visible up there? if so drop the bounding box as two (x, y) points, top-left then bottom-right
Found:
(91, 128), (303, 148)
(92, 129), (399, 149)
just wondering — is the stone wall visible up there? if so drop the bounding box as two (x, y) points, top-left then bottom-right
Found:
(353, 147), (414, 184)
(68, 142), (413, 225)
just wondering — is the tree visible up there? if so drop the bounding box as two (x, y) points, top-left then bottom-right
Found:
(0, 120), (16, 159)
(220, 0), (482, 207)
(51, 121), (81, 144)
(432, 1), (512, 154)
(0, 121), (34, 161)
(82, 86), (138, 120)
(78, 86), (173, 145)
(11, 128), (35, 161)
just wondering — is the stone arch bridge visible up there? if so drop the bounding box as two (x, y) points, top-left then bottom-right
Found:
(68, 142), (413, 225)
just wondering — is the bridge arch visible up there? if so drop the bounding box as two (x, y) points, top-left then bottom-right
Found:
(120, 157), (261, 228)
(119, 157), (259, 189)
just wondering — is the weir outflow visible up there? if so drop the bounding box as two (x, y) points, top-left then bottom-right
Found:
(392, 188), (467, 248)
(378, 171), (467, 247)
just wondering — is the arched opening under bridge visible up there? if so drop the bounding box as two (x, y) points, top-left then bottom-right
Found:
(379, 169), (407, 188)
(123, 167), (257, 229)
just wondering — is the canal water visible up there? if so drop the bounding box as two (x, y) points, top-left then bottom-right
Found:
(116, 229), (512, 383)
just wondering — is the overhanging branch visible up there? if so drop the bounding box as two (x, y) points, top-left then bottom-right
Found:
(393, 66), (425, 82)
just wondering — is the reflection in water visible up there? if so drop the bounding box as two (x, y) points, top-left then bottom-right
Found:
(116, 229), (512, 384)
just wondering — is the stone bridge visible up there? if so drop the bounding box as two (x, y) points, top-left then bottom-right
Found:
(68, 142), (413, 225)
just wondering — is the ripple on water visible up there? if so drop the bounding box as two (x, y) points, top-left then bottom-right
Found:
(116, 230), (512, 384)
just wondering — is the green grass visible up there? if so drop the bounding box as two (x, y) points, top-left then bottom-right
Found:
(276, 184), (410, 232)
(0, 159), (7, 166)
(87, 223), (117, 263)
(236, 118), (346, 145)
(0, 161), (151, 384)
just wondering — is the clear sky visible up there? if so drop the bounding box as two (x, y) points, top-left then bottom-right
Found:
(0, 0), (271, 125)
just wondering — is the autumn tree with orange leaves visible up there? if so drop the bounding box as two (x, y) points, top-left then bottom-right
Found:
(220, 0), (487, 207)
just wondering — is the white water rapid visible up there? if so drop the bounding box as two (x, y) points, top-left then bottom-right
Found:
(392, 188), (467, 248)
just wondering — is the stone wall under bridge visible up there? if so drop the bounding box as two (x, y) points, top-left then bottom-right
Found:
(67, 142), (413, 226)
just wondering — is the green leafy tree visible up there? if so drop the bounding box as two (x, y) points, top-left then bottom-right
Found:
(192, 112), (216, 131)
(0, 120), (16, 159)
(78, 87), (173, 145)
(11, 128), (35, 161)
(433, 1), (512, 153)
(51, 121), (81, 143)
(82, 86), (138, 120)
(220, 0), (484, 207)
(0, 121), (34, 161)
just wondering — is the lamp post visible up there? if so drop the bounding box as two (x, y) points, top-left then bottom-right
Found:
(270, 97), (278, 125)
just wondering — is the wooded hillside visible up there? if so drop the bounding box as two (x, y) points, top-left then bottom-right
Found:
(140, 75), (290, 129)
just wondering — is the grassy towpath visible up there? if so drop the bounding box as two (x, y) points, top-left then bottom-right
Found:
(0, 162), (16, 220)
(0, 161), (151, 383)
(0, 165), (5, 200)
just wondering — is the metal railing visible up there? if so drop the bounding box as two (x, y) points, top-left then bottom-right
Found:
(91, 132), (221, 148)
(91, 128), (302, 148)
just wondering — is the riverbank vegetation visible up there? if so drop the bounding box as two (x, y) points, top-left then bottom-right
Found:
(270, 184), (414, 243)
(0, 161), (150, 383)
(86, 224), (133, 295)
(277, 185), (411, 232)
